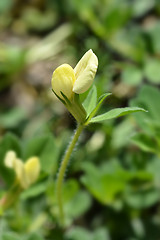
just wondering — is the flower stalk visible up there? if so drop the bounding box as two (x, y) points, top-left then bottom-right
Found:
(0, 151), (41, 214)
(56, 123), (84, 225)
(0, 182), (22, 213)
(51, 49), (98, 225)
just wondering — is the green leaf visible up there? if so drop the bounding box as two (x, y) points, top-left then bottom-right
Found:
(82, 173), (125, 205)
(0, 133), (21, 163)
(90, 107), (146, 123)
(63, 183), (92, 224)
(125, 188), (160, 209)
(25, 233), (44, 240)
(93, 228), (110, 240)
(63, 179), (79, 203)
(132, 0), (155, 17)
(65, 227), (110, 240)
(145, 21), (160, 54)
(83, 85), (97, 117)
(121, 65), (142, 86)
(23, 134), (59, 173)
(65, 191), (91, 220)
(81, 162), (126, 206)
(111, 118), (135, 149)
(49, 179), (91, 226)
(0, 133), (21, 185)
(108, 27), (146, 62)
(85, 93), (112, 124)
(65, 227), (92, 240)
(0, 108), (26, 128)
(130, 85), (160, 133)
(147, 157), (160, 187)
(131, 133), (158, 153)
(1, 232), (23, 240)
(21, 182), (47, 200)
(0, 0), (13, 13)
(81, 161), (152, 207)
(47, 179), (79, 206)
(144, 58), (160, 84)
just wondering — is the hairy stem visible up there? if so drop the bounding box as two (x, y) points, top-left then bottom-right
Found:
(56, 124), (84, 225)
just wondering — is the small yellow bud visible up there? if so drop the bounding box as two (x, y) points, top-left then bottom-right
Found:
(73, 49), (98, 94)
(52, 64), (76, 100)
(4, 150), (17, 168)
(4, 151), (40, 189)
(24, 157), (40, 187)
(51, 49), (98, 99)
(51, 49), (98, 123)
(13, 158), (27, 189)
(15, 157), (40, 189)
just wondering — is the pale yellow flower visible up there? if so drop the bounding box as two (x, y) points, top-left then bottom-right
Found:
(4, 151), (40, 189)
(51, 49), (98, 100)
(24, 157), (40, 187)
(52, 64), (76, 100)
(73, 49), (98, 94)
(4, 150), (17, 168)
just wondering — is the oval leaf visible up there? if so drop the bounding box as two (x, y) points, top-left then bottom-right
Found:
(90, 107), (147, 123)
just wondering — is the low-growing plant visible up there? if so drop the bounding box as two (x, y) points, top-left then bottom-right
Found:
(51, 49), (146, 226)
(0, 50), (147, 238)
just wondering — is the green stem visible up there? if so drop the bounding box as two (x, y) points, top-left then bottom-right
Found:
(0, 182), (22, 213)
(56, 123), (84, 225)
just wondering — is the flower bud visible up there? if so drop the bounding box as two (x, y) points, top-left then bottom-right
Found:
(73, 49), (98, 94)
(4, 150), (17, 168)
(4, 151), (40, 189)
(24, 157), (40, 187)
(51, 49), (98, 123)
(51, 49), (98, 99)
(51, 64), (76, 100)
(13, 158), (27, 188)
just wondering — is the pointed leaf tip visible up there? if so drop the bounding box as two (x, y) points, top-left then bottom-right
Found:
(85, 92), (112, 125)
(89, 107), (147, 123)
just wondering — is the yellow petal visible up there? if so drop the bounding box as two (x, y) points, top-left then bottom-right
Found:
(4, 150), (17, 168)
(13, 158), (28, 189)
(51, 64), (76, 100)
(73, 49), (98, 94)
(24, 157), (40, 187)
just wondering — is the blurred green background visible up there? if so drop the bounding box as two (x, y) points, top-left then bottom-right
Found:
(1, 0), (160, 239)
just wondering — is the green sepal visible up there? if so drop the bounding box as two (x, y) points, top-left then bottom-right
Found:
(74, 93), (82, 105)
(52, 89), (66, 105)
(52, 89), (86, 123)
(85, 93), (112, 125)
(60, 91), (72, 106)
(67, 94), (87, 123)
